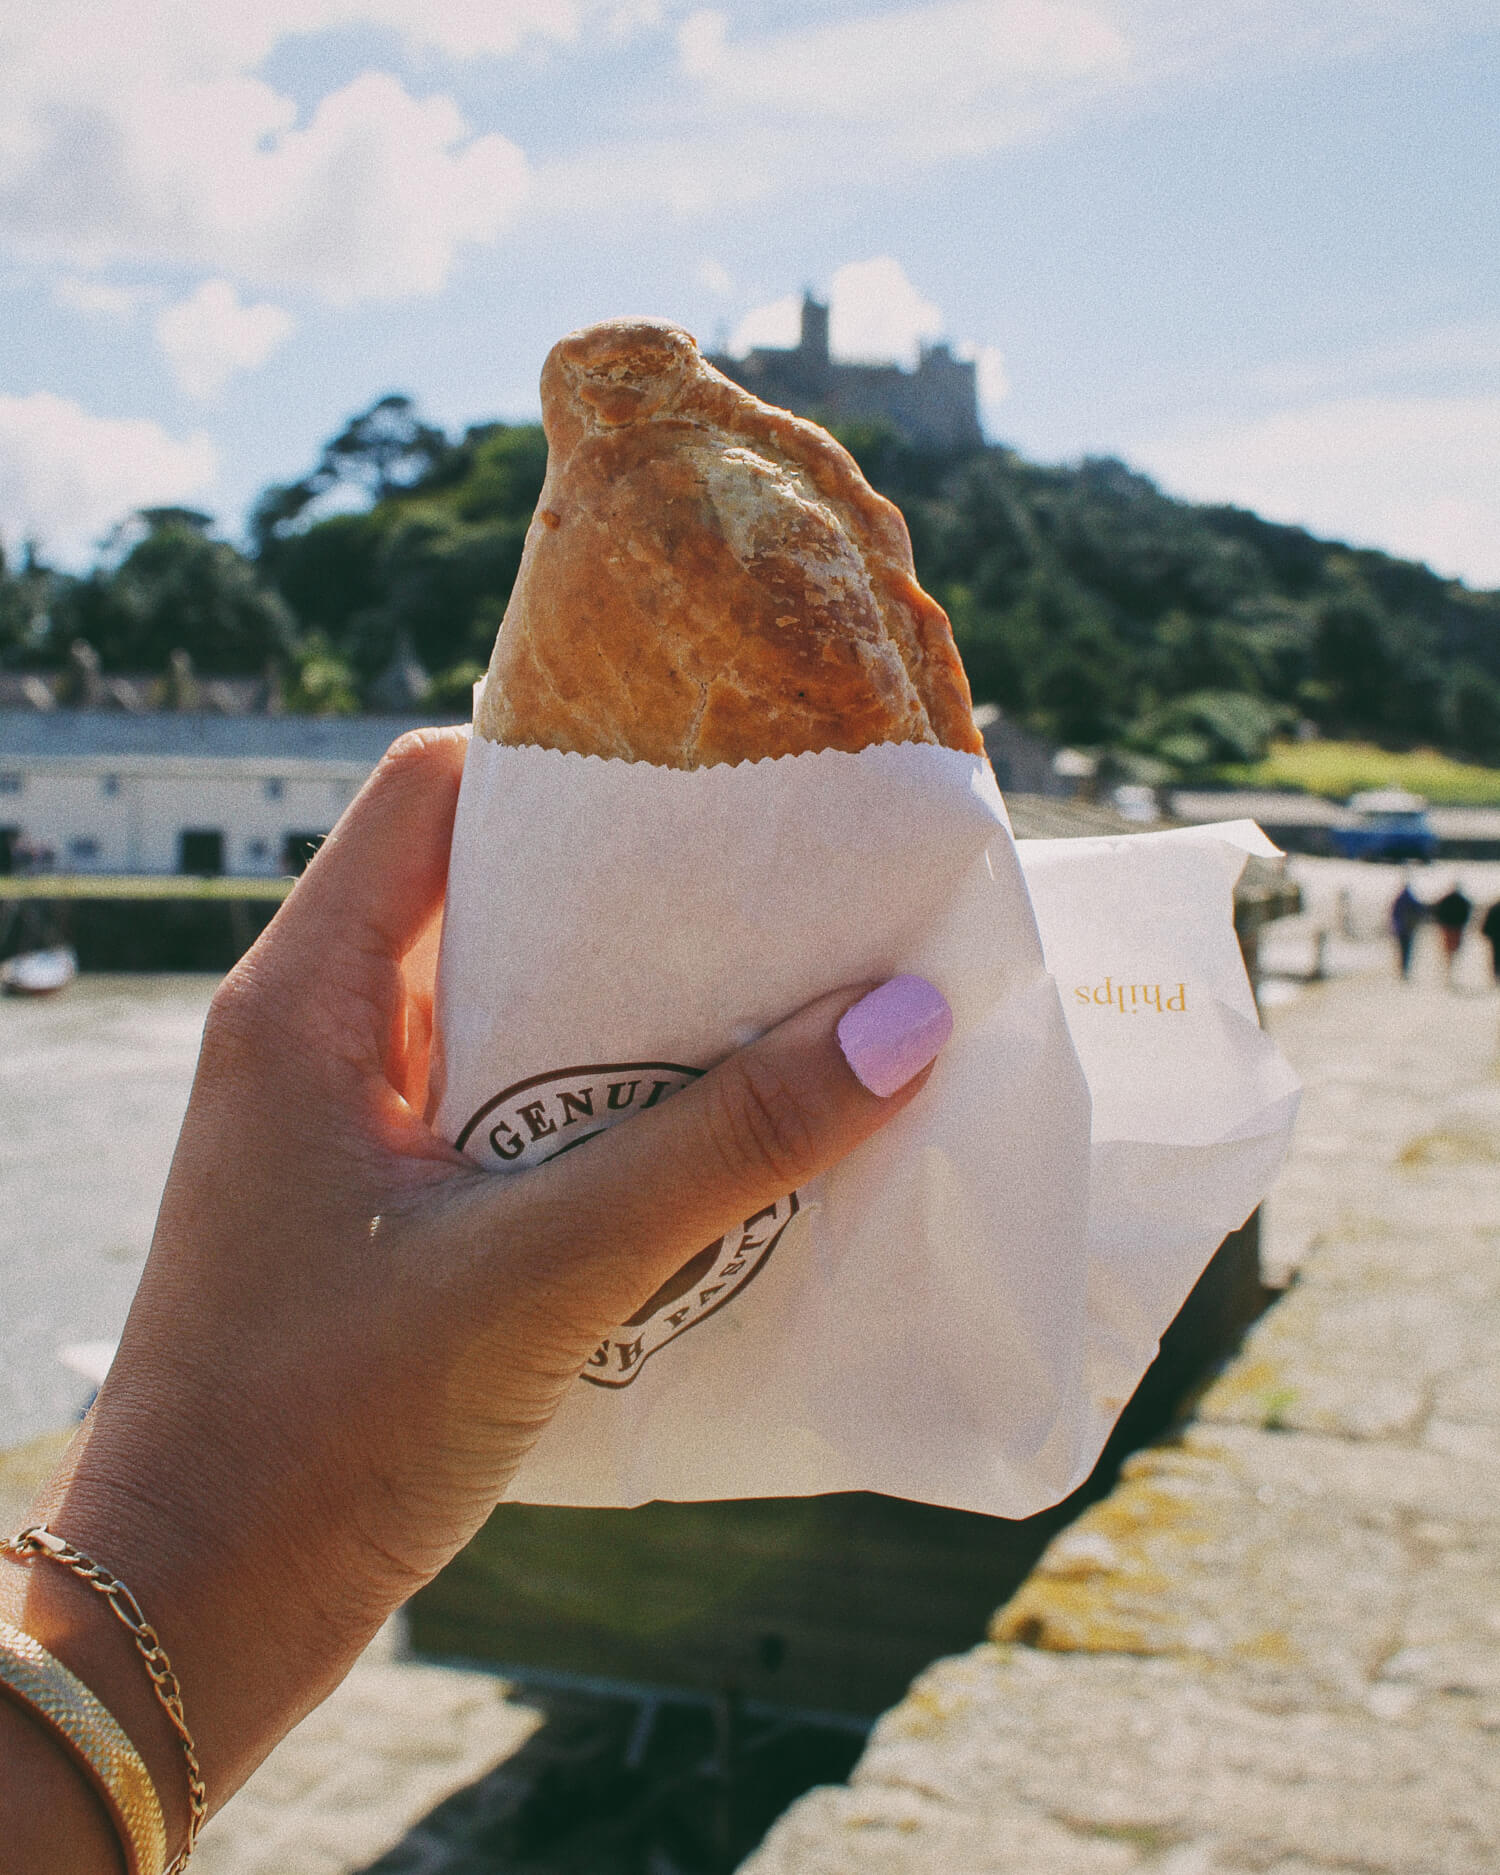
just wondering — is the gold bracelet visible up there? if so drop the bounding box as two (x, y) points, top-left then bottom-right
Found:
(0, 1616), (167, 1875)
(1, 1525), (206, 1872)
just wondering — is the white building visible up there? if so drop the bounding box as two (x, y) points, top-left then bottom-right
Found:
(0, 713), (462, 877)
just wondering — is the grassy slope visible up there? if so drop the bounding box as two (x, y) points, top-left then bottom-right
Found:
(1225, 740), (1500, 805)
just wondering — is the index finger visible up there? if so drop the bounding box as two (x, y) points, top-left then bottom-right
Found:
(251, 726), (467, 1029)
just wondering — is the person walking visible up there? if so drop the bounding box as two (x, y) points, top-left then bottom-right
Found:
(1390, 879), (1426, 980)
(1481, 897), (1500, 985)
(1431, 881), (1473, 985)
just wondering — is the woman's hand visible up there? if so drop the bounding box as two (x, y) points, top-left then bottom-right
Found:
(3, 726), (950, 1862)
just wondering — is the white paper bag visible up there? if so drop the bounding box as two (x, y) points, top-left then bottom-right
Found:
(432, 739), (1297, 1517)
(1017, 823), (1302, 1455)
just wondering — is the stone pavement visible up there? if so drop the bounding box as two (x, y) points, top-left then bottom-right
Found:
(187, 1626), (543, 1875)
(742, 959), (1500, 1874)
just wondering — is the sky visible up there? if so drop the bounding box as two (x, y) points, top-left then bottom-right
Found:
(0, 0), (1495, 586)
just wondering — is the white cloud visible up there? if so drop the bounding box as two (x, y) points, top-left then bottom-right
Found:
(155, 279), (295, 400)
(678, 2), (1130, 146)
(0, 1), (576, 300)
(828, 257), (943, 365)
(0, 391), (217, 566)
(966, 343), (1012, 427)
(1249, 322), (1500, 403)
(598, 0), (664, 34)
(542, 129), (785, 222)
(1120, 0), (1495, 81)
(541, 1), (1132, 222)
(1135, 395), (1500, 591)
(52, 276), (152, 320)
(542, 0), (1489, 224)
(697, 257), (734, 297)
(728, 293), (801, 355)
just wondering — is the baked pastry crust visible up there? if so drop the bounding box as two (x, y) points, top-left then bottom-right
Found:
(475, 317), (985, 766)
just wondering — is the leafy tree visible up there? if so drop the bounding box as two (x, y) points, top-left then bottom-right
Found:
(1130, 690), (1290, 774)
(1445, 662), (1500, 760)
(255, 423), (545, 696)
(1148, 610), (1263, 698)
(0, 540), (62, 666)
(1309, 601), (1395, 734)
(318, 394), (452, 504)
(55, 510), (294, 673)
(283, 631), (360, 716)
(251, 395), (453, 551)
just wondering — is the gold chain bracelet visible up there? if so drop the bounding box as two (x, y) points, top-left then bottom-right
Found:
(1, 1525), (207, 1872)
(0, 1617), (166, 1875)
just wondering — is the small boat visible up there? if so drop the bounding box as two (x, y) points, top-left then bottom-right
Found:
(0, 946), (78, 996)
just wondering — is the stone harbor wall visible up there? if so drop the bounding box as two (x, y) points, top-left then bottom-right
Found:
(741, 962), (1500, 1875)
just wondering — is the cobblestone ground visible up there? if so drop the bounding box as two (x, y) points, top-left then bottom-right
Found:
(743, 958), (1500, 1874)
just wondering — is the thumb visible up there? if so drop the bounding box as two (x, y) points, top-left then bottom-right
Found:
(486, 975), (954, 1338)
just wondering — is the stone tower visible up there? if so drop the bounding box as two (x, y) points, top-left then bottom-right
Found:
(708, 292), (983, 451)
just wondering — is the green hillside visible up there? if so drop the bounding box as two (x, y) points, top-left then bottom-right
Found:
(5, 394), (1499, 782)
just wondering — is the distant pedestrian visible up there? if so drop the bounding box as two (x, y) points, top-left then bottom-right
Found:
(1482, 899), (1500, 985)
(1390, 881), (1425, 980)
(1431, 883), (1473, 985)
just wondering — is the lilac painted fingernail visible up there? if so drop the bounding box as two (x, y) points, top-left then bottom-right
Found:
(837, 975), (953, 1098)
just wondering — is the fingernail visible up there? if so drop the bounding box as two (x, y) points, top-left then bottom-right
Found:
(837, 975), (953, 1098)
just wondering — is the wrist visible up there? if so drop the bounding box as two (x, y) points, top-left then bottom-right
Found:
(0, 1644), (124, 1875)
(0, 1535), (195, 1868)
(4, 1388), (384, 1868)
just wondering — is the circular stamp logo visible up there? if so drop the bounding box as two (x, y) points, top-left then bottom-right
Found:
(455, 1063), (800, 1388)
(455, 1060), (705, 1171)
(583, 1191), (799, 1387)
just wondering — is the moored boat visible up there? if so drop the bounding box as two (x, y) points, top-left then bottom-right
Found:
(0, 946), (78, 995)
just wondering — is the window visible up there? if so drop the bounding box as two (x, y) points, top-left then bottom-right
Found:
(0, 773), (21, 795)
(246, 838), (269, 862)
(178, 829), (225, 876)
(67, 837), (100, 863)
(101, 774), (121, 797)
(263, 778), (284, 801)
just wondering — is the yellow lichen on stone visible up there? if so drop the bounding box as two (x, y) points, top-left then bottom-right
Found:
(1235, 1628), (1298, 1665)
(989, 1466), (1222, 1655)
(992, 1581), (1158, 1654)
(1397, 1127), (1500, 1168)
(1198, 1355), (1300, 1428)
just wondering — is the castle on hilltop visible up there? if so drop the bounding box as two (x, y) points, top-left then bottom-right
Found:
(708, 293), (983, 451)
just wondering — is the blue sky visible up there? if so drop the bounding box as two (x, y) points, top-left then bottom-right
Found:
(0, 0), (1495, 584)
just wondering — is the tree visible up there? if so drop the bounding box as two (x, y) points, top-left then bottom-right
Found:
(1445, 663), (1500, 761)
(55, 510), (294, 673)
(227, 396), (1500, 771)
(283, 631), (360, 716)
(1130, 690), (1290, 775)
(251, 396), (454, 553)
(1311, 601), (1394, 736)
(254, 423), (547, 697)
(0, 540), (62, 666)
(1149, 610), (1262, 699)
(319, 395), (451, 504)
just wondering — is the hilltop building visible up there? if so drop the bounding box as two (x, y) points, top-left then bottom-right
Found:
(708, 294), (983, 451)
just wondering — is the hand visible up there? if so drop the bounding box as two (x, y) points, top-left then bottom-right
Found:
(4, 727), (951, 1861)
